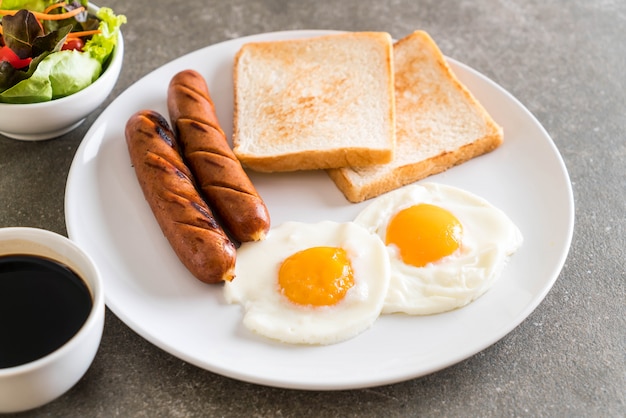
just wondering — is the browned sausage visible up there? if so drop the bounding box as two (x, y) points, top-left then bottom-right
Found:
(125, 109), (236, 284)
(167, 69), (270, 243)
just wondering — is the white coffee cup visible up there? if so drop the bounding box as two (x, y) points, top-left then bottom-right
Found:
(0, 227), (105, 413)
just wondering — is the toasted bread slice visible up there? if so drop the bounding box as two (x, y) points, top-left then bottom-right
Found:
(232, 32), (396, 172)
(327, 30), (503, 202)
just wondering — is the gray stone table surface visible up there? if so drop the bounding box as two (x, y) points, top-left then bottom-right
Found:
(1, 0), (624, 416)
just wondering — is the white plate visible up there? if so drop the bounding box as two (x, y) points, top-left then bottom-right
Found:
(65, 30), (574, 390)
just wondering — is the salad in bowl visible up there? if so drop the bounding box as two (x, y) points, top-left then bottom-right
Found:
(0, 0), (125, 104)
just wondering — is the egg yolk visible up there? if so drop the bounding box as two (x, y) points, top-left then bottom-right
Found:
(385, 203), (463, 267)
(278, 246), (354, 307)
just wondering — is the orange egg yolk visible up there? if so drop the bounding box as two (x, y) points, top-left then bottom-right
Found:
(385, 203), (463, 267)
(278, 246), (354, 307)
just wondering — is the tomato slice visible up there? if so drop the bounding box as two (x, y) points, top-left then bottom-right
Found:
(62, 38), (85, 51)
(0, 46), (32, 69)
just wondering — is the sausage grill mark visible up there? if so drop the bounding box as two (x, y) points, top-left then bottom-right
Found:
(183, 120), (233, 159)
(190, 201), (222, 230)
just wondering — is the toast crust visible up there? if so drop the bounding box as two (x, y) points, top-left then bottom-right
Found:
(328, 30), (503, 202)
(327, 132), (502, 203)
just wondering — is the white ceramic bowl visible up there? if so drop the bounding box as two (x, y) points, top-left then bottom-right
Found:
(0, 5), (124, 141)
(0, 227), (105, 413)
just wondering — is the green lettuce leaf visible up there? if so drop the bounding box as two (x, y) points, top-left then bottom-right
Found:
(82, 7), (126, 66)
(0, 49), (100, 103)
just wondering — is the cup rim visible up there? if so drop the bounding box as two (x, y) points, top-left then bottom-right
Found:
(0, 227), (104, 376)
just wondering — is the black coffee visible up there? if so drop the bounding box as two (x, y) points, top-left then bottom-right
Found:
(0, 255), (93, 368)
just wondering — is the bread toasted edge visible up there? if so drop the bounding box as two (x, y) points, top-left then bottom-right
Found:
(236, 146), (395, 173)
(327, 130), (503, 203)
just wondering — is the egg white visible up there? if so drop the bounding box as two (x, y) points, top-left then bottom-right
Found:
(223, 221), (390, 345)
(354, 182), (523, 315)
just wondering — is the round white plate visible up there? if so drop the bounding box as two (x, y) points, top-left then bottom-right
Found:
(65, 30), (574, 390)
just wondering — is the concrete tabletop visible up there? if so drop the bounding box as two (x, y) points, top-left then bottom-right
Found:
(1, 0), (624, 416)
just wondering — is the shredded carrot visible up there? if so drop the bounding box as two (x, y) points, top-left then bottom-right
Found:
(0, 6), (85, 21)
(44, 2), (67, 14)
(67, 29), (101, 38)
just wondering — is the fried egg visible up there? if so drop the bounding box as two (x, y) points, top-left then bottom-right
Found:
(354, 183), (523, 315)
(223, 221), (390, 345)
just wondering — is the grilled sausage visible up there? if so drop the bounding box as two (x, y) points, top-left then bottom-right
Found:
(125, 109), (236, 284)
(167, 69), (270, 243)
